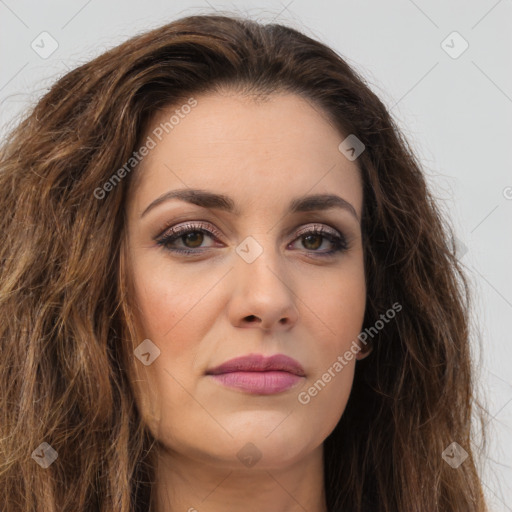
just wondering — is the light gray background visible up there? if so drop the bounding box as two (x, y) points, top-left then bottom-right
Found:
(1, 0), (511, 509)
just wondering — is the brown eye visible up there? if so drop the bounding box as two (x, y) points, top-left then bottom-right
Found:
(302, 234), (323, 250)
(290, 224), (349, 257)
(155, 222), (222, 254)
(181, 231), (204, 248)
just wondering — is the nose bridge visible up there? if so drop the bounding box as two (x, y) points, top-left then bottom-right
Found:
(229, 233), (299, 330)
(236, 233), (284, 291)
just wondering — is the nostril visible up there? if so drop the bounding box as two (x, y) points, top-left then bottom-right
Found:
(245, 315), (258, 323)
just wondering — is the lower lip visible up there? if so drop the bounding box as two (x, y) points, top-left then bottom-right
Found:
(208, 371), (303, 394)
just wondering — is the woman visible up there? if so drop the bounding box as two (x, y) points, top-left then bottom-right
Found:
(0, 13), (488, 512)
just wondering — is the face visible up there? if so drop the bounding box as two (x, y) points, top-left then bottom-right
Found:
(123, 91), (366, 470)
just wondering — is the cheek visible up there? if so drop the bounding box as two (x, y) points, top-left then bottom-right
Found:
(296, 258), (365, 403)
(302, 257), (366, 343)
(126, 257), (206, 409)
(293, 269), (365, 440)
(130, 255), (210, 342)
(127, 258), (214, 437)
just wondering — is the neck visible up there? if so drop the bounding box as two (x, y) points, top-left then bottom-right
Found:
(151, 444), (327, 512)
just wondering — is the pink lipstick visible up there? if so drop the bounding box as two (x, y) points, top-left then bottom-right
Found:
(206, 353), (305, 395)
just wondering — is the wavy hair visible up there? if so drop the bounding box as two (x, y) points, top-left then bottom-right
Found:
(0, 13), (488, 512)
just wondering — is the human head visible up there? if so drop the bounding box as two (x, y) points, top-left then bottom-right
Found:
(0, 13), (487, 512)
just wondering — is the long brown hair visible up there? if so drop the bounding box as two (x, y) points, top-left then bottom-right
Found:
(0, 13), (488, 511)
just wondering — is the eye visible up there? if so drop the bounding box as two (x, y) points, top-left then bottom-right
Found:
(155, 222), (222, 255)
(289, 224), (349, 257)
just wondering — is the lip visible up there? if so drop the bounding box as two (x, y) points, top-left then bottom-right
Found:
(206, 353), (306, 395)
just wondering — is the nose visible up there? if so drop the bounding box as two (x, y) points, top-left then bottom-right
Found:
(227, 244), (300, 332)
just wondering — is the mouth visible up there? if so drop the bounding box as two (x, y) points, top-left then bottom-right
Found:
(205, 353), (306, 395)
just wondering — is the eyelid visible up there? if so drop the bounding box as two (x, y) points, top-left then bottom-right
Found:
(293, 223), (342, 239)
(157, 220), (224, 241)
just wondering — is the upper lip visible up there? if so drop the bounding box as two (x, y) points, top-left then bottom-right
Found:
(206, 353), (306, 377)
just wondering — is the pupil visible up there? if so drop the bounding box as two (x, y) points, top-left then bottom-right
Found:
(183, 232), (203, 248)
(303, 234), (321, 250)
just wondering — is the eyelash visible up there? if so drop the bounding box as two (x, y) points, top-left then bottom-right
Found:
(155, 221), (349, 258)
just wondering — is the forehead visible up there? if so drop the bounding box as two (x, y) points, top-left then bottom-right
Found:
(128, 92), (362, 217)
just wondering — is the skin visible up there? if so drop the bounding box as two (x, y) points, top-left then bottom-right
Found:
(123, 90), (369, 512)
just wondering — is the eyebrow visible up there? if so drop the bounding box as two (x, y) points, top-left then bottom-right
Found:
(140, 188), (359, 221)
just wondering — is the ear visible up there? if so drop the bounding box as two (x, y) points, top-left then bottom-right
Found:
(355, 343), (373, 360)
